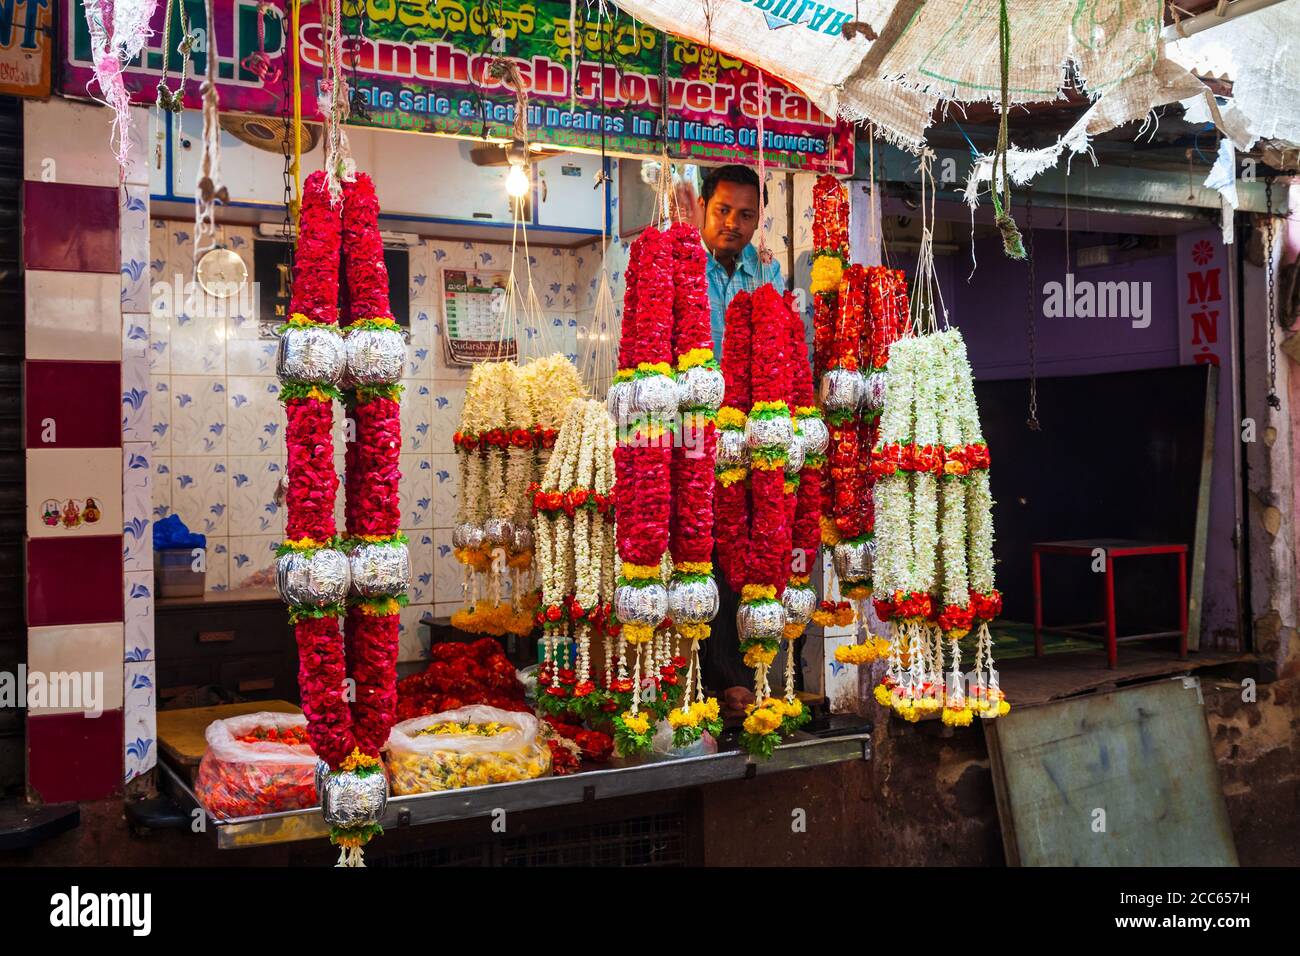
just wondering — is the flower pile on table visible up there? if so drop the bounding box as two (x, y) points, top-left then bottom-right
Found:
(195, 712), (319, 820)
(386, 705), (551, 794)
(395, 637), (531, 719)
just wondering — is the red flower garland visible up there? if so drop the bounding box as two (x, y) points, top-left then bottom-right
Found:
(340, 172), (402, 763)
(715, 284), (794, 593)
(284, 400), (339, 542)
(812, 174), (850, 252)
(610, 224), (719, 753)
(341, 173), (391, 321)
(713, 292), (752, 591)
(283, 170), (402, 772)
(812, 176), (849, 379)
(668, 223), (715, 569)
(788, 299), (822, 574)
(613, 228), (675, 573)
(825, 265), (869, 541)
(867, 267), (910, 372)
(345, 395), (402, 538)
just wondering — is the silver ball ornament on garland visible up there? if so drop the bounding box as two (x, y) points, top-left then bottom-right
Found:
(277, 325), (346, 385)
(276, 548), (350, 606)
(347, 542), (411, 597)
(667, 576), (719, 624)
(343, 327), (406, 385)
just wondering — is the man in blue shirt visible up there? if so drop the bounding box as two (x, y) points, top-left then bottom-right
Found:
(697, 165), (787, 717)
(701, 165), (785, 353)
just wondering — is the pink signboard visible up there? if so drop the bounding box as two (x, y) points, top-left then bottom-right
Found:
(61, 0), (854, 174)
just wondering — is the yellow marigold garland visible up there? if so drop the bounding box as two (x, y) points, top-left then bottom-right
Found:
(716, 406), (747, 430)
(716, 466), (747, 487)
(620, 562), (661, 581)
(810, 254), (844, 295)
(676, 347), (714, 371)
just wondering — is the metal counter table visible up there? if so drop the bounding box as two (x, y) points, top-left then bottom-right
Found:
(163, 731), (872, 850)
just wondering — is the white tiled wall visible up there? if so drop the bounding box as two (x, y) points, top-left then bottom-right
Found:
(149, 219), (584, 660)
(148, 165), (809, 666)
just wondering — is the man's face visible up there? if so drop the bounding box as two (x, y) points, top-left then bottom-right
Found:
(700, 179), (760, 259)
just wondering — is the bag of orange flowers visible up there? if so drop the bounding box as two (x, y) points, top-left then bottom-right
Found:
(195, 712), (320, 819)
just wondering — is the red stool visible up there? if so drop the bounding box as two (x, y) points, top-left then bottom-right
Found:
(1032, 538), (1188, 669)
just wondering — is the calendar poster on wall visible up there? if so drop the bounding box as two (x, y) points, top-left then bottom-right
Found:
(439, 268), (518, 367)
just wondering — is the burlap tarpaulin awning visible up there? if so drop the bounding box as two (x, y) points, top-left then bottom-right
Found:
(614, 0), (1183, 149)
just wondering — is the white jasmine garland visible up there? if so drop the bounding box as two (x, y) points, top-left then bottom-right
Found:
(537, 401), (583, 617)
(909, 336), (940, 596)
(937, 330), (966, 449)
(874, 473), (909, 597)
(912, 335), (941, 447)
(936, 330), (970, 607)
(940, 477), (969, 606)
(537, 512), (559, 605)
(878, 335), (916, 445)
(946, 331), (985, 446)
(504, 373), (535, 524)
(967, 470), (996, 595)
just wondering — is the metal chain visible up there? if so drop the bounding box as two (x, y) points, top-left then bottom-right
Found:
(1026, 187), (1040, 430)
(280, 7), (295, 262)
(347, 2), (370, 121)
(1266, 178), (1280, 410)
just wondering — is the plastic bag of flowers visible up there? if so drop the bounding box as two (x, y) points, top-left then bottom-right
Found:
(383, 705), (551, 795)
(651, 718), (718, 759)
(195, 712), (320, 819)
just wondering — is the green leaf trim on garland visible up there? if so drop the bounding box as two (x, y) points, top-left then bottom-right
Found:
(287, 602), (346, 623)
(280, 381), (343, 403)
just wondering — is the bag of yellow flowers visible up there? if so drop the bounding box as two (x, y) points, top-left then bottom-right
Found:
(384, 705), (551, 794)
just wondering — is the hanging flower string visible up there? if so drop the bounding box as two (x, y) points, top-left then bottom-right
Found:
(339, 171), (405, 812)
(608, 223), (722, 755)
(715, 284), (808, 758)
(864, 329), (1007, 719)
(785, 288), (826, 652)
(810, 175), (850, 379)
(532, 398), (618, 727)
(451, 357), (580, 636)
(610, 227), (676, 755)
(277, 169), (407, 864)
(666, 222), (723, 747)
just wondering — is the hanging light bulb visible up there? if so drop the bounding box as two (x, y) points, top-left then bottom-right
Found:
(505, 138), (530, 199)
(505, 162), (530, 199)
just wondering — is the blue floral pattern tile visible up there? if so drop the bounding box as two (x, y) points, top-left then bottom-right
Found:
(123, 441), (153, 572)
(124, 571), (154, 662)
(123, 660), (157, 783)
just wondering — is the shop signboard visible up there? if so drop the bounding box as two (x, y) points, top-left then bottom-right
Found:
(1, 0), (52, 96)
(1175, 228), (1239, 650)
(60, 0), (853, 174)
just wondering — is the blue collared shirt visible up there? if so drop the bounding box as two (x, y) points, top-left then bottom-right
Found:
(706, 244), (785, 353)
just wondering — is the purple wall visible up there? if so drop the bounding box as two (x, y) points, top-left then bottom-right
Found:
(952, 231), (1181, 380)
(909, 226), (1238, 646)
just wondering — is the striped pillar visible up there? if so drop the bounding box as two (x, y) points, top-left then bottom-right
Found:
(22, 98), (155, 802)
